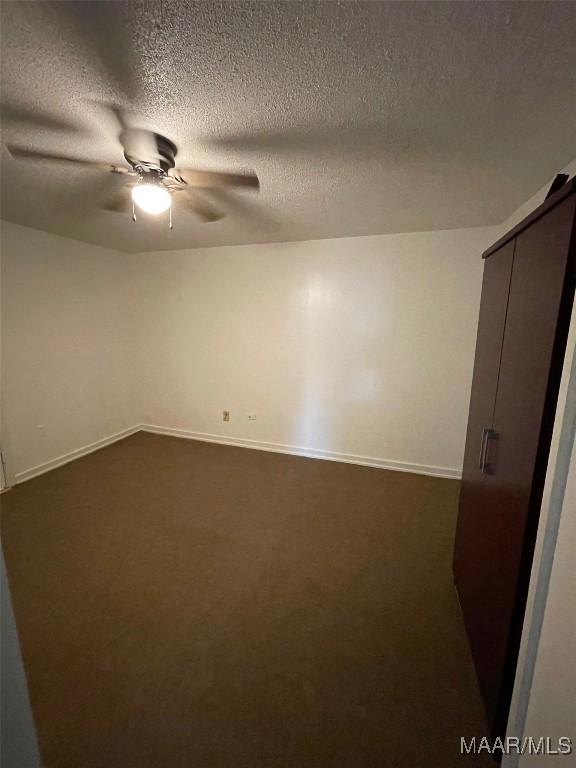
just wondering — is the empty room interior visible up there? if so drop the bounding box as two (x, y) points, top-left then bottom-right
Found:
(1, 2), (576, 767)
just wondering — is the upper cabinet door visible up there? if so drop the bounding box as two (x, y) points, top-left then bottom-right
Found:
(453, 240), (514, 725)
(456, 239), (515, 497)
(484, 194), (576, 732)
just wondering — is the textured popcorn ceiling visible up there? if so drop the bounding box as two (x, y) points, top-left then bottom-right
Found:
(1, 1), (576, 253)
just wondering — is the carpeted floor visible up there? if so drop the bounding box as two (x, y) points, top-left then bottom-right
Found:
(1, 432), (492, 768)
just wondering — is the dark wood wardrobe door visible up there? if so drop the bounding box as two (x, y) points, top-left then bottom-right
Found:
(455, 194), (576, 736)
(484, 195), (576, 734)
(453, 240), (514, 727)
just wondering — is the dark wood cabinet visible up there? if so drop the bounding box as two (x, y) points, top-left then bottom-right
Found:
(453, 179), (576, 738)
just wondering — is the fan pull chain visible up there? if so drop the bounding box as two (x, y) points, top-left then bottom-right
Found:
(169, 206), (173, 230)
(132, 201), (137, 223)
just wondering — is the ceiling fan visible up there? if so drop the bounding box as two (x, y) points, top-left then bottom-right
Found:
(5, 107), (259, 227)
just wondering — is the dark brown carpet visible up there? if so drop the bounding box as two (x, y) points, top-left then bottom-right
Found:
(1, 432), (491, 768)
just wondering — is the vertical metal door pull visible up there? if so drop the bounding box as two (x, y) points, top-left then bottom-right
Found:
(479, 428), (498, 474)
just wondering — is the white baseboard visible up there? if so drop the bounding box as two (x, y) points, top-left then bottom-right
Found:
(11, 423), (462, 485)
(14, 426), (141, 484)
(140, 424), (462, 480)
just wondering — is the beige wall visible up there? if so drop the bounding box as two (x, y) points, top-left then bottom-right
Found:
(2, 220), (496, 479)
(1, 222), (140, 479)
(134, 226), (495, 476)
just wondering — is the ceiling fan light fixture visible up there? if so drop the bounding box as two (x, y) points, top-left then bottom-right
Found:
(131, 182), (171, 215)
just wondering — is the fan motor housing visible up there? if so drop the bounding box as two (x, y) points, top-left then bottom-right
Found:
(124, 131), (178, 175)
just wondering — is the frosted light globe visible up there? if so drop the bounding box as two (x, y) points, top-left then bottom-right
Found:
(131, 183), (171, 215)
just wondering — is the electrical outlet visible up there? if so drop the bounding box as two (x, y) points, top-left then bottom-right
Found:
(247, 413), (257, 421)
(223, 410), (230, 422)
(37, 424), (47, 438)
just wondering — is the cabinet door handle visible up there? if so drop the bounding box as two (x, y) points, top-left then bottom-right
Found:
(479, 428), (490, 471)
(479, 428), (498, 474)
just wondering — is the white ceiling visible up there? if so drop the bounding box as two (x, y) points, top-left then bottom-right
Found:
(1, 1), (575, 253)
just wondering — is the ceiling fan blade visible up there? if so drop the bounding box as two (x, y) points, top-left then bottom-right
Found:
(95, 102), (130, 134)
(101, 189), (132, 214)
(208, 188), (281, 231)
(89, 102), (159, 164)
(177, 189), (225, 222)
(175, 169), (259, 190)
(211, 124), (400, 154)
(1, 103), (78, 134)
(5, 145), (132, 174)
